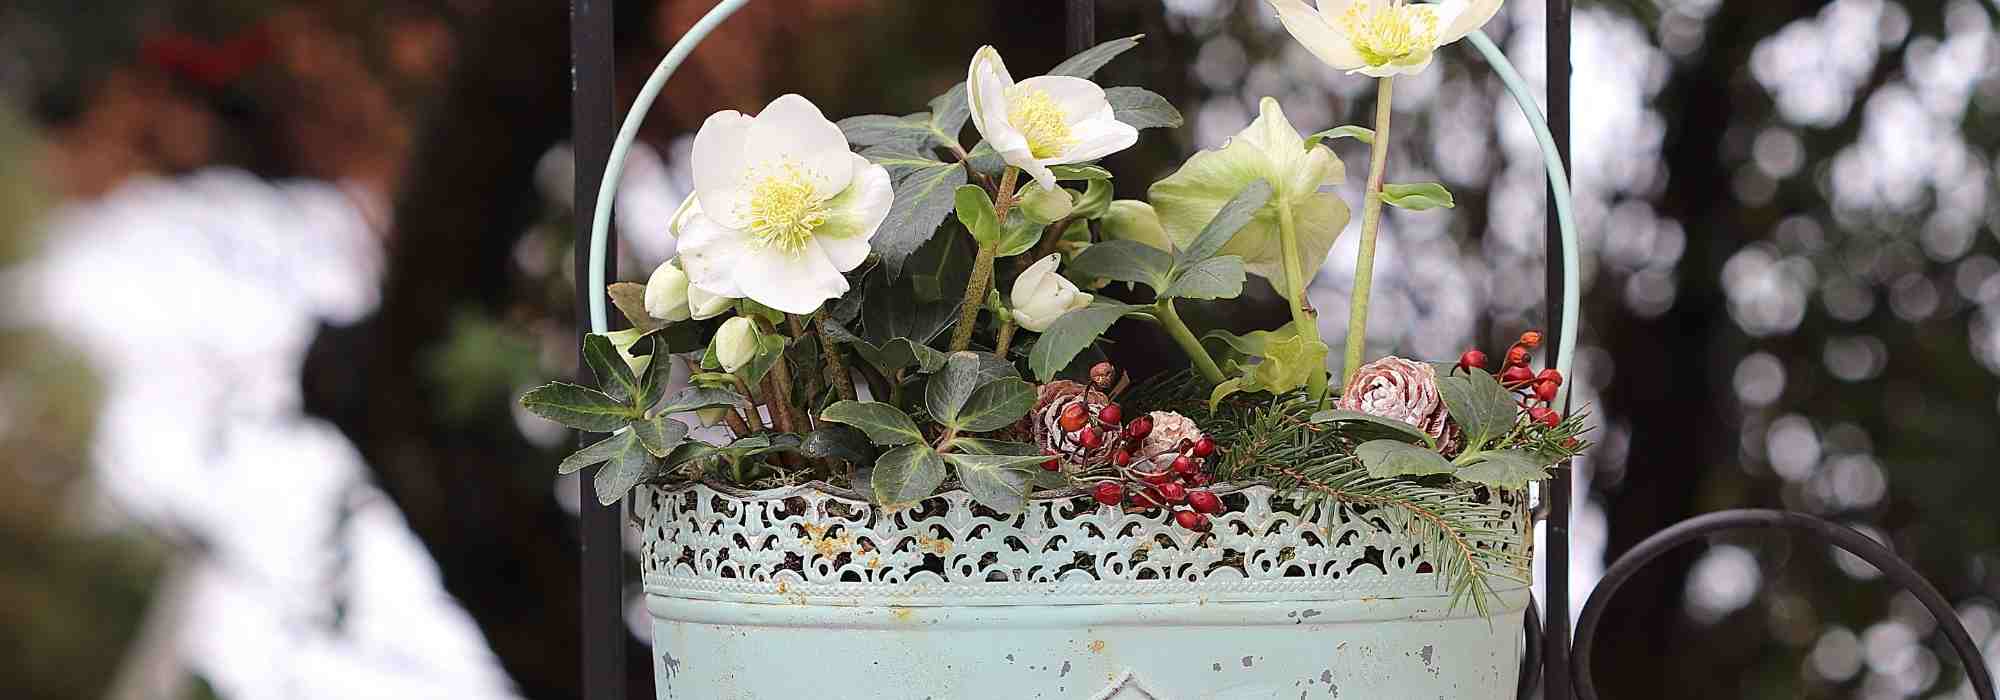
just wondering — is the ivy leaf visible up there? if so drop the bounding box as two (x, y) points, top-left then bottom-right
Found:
(557, 433), (628, 475)
(606, 282), (661, 333)
(628, 414), (690, 458)
(592, 433), (663, 506)
(1027, 302), (1146, 381)
(583, 333), (642, 406)
(952, 377), (1036, 432)
(872, 444), (947, 506)
(821, 400), (924, 446)
(862, 145), (968, 277)
(662, 439), (723, 471)
(1048, 164), (1113, 181)
(1456, 450), (1552, 490)
(926, 351), (1017, 426)
(1304, 125), (1374, 148)
(520, 382), (635, 432)
(1437, 370), (1516, 451)
(954, 184), (1002, 246)
(730, 329), (789, 387)
(950, 438), (1041, 456)
(1310, 409), (1430, 444)
(651, 386), (743, 417)
(1175, 179), (1273, 269)
(945, 453), (1035, 513)
(1356, 439), (1457, 479)
(1105, 86), (1183, 130)
(1161, 255), (1246, 300)
(1048, 34), (1143, 79)
(1067, 240), (1172, 293)
(1381, 182), (1456, 211)
(800, 425), (878, 466)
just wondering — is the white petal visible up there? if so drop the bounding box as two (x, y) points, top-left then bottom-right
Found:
(1018, 159), (1060, 194)
(1014, 75), (1111, 123)
(691, 110), (755, 229)
(1053, 117), (1138, 165)
(1354, 48), (1435, 77)
(736, 239), (851, 315)
(1272, 0), (1367, 71)
(1437, 0), (1504, 45)
(815, 154), (891, 271)
(675, 212), (748, 297)
(744, 94), (853, 199)
(1011, 254), (1063, 309)
(967, 47), (1017, 147)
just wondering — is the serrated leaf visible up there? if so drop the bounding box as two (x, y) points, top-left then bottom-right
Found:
(628, 414), (690, 458)
(872, 444), (947, 506)
(592, 433), (662, 505)
(606, 282), (661, 333)
(557, 433), (628, 475)
(1437, 370), (1515, 451)
(1305, 125), (1374, 148)
(862, 145), (968, 277)
(1356, 439), (1456, 479)
(946, 453), (1035, 513)
(954, 184), (1001, 246)
(1105, 86), (1183, 130)
(1048, 164), (1113, 181)
(1161, 255), (1245, 300)
(583, 333), (642, 405)
(1455, 450), (1551, 489)
(821, 400), (923, 446)
(520, 382), (635, 432)
(651, 386), (743, 417)
(1175, 179), (1273, 269)
(927, 82), (971, 150)
(800, 425), (877, 465)
(1381, 182), (1455, 211)
(1027, 302), (1145, 381)
(1067, 240), (1172, 293)
(953, 377), (1035, 432)
(1310, 409), (1430, 444)
(1050, 35), (1143, 78)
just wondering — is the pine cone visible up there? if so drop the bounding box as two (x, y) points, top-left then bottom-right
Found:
(1130, 411), (1204, 475)
(1031, 380), (1118, 467)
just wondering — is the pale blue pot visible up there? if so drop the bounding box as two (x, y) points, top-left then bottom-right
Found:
(635, 483), (1530, 699)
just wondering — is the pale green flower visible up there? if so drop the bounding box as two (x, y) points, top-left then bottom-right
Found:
(1100, 200), (1172, 252)
(643, 259), (693, 323)
(1148, 97), (1350, 297)
(1018, 185), (1075, 225)
(714, 317), (759, 373)
(1270, 0), (1503, 78)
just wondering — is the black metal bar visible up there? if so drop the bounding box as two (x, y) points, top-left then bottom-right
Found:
(1067, 0), (1097, 55)
(1572, 510), (1997, 700)
(571, 0), (625, 698)
(1542, 0), (1574, 698)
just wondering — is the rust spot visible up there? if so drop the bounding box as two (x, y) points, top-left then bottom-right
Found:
(1088, 640), (1106, 654)
(890, 607), (915, 623)
(916, 535), (953, 554)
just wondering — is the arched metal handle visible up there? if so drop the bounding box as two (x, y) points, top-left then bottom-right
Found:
(1571, 509), (1996, 700)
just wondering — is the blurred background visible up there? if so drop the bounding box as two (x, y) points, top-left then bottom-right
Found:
(1, 0), (1996, 698)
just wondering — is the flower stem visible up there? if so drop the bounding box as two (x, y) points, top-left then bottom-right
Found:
(1276, 174), (1328, 402)
(950, 167), (1018, 352)
(812, 310), (856, 401)
(993, 318), (1018, 357)
(1154, 298), (1225, 385)
(1343, 76), (1395, 387)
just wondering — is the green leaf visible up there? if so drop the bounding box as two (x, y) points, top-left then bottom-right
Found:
(557, 433), (628, 475)
(606, 282), (661, 333)
(821, 400), (924, 446)
(925, 351), (1017, 426)
(1027, 302), (1145, 381)
(1455, 450), (1552, 489)
(1048, 164), (1113, 181)
(1356, 439), (1457, 479)
(651, 386), (743, 417)
(1208, 377), (1247, 412)
(731, 329), (789, 387)
(872, 444), (947, 506)
(1175, 179), (1273, 269)
(954, 184), (1002, 246)
(1048, 34), (1143, 78)
(953, 377), (1035, 432)
(945, 453), (1035, 513)
(1105, 86), (1183, 130)
(1067, 240), (1173, 293)
(583, 333), (642, 405)
(1161, 255), (1246, 300)
(950, 438), (1042, 456)
(592, 432), (663, 505)
(861, 145), (969, 277)
(520, 382), (635, 432)
(800, 425), (877, 465)
(837, 113), (934, 150)
(662, 439), (723, 470)
(1304, 125), (1374, 148)
(993, 211), (1044, 258)
(1381, 182), (1456, 211)
(1437, 370), (1516, 451)
(1310, 409), (1430, 444)
(928, 83), (972, 150)
(1202, 323), (1297, 359)
(865, 237), (965, 339)
(628, 414), (690, 458)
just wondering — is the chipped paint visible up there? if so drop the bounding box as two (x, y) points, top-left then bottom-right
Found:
(916, 534), (953, 554)
(1088, 640), (1107, 654)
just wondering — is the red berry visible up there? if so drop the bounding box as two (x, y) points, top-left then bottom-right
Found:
(1098, 404), (1123, 425)
(1078, 427), (1102, 449)
(1505, 346), (1531, 368)
(1527, 406), (1560, 428)
(1537, 368), (1563, 386)
(1518, 331), (1544, 349)
(1112, 449), (1132, 467)
(1158, 482), (1188, 503)
(1130, 490), (1161, 510)
(1140, 469), (1174, 484)
(1124, 416), (1152, 441)
(1188, 490), (1222, 514)
(1564, 437), (1581, 449)
(1174, 510), (1210, 531)
(1059, 403), (1088, 432)
(1092, 481), (1124, 505)
(1459, 349), (1488, 370)
(1191, 437), (1215, 458)
(1190, 472), (1212, 487)
(1501, 366), (1534, 385)
(1171, 455), (1196, 476)
(1533, 380), (1558, 403)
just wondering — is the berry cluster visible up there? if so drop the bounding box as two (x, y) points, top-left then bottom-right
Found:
(1031, 363), (1228, 532)
(1459, 330), (1567, 428)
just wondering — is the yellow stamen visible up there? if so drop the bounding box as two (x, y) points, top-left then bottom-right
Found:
(1006, 88), (1074, 160)
(745, 164), (829, 254)
(1340, 0), (1439, 67)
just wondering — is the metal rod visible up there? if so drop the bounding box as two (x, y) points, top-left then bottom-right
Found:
(571, 0), (625, 698)
(1068, 0), (1097, 55)
(1542, 0), (1574, 698)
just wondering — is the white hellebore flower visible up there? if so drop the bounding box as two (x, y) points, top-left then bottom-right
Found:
(678, 94), (892, 315)
(967, 46), (1139, 193)
(1010, 254), (1094, 332)
(1271, 0), (1504, 77)
(643, 259), (693, 323)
